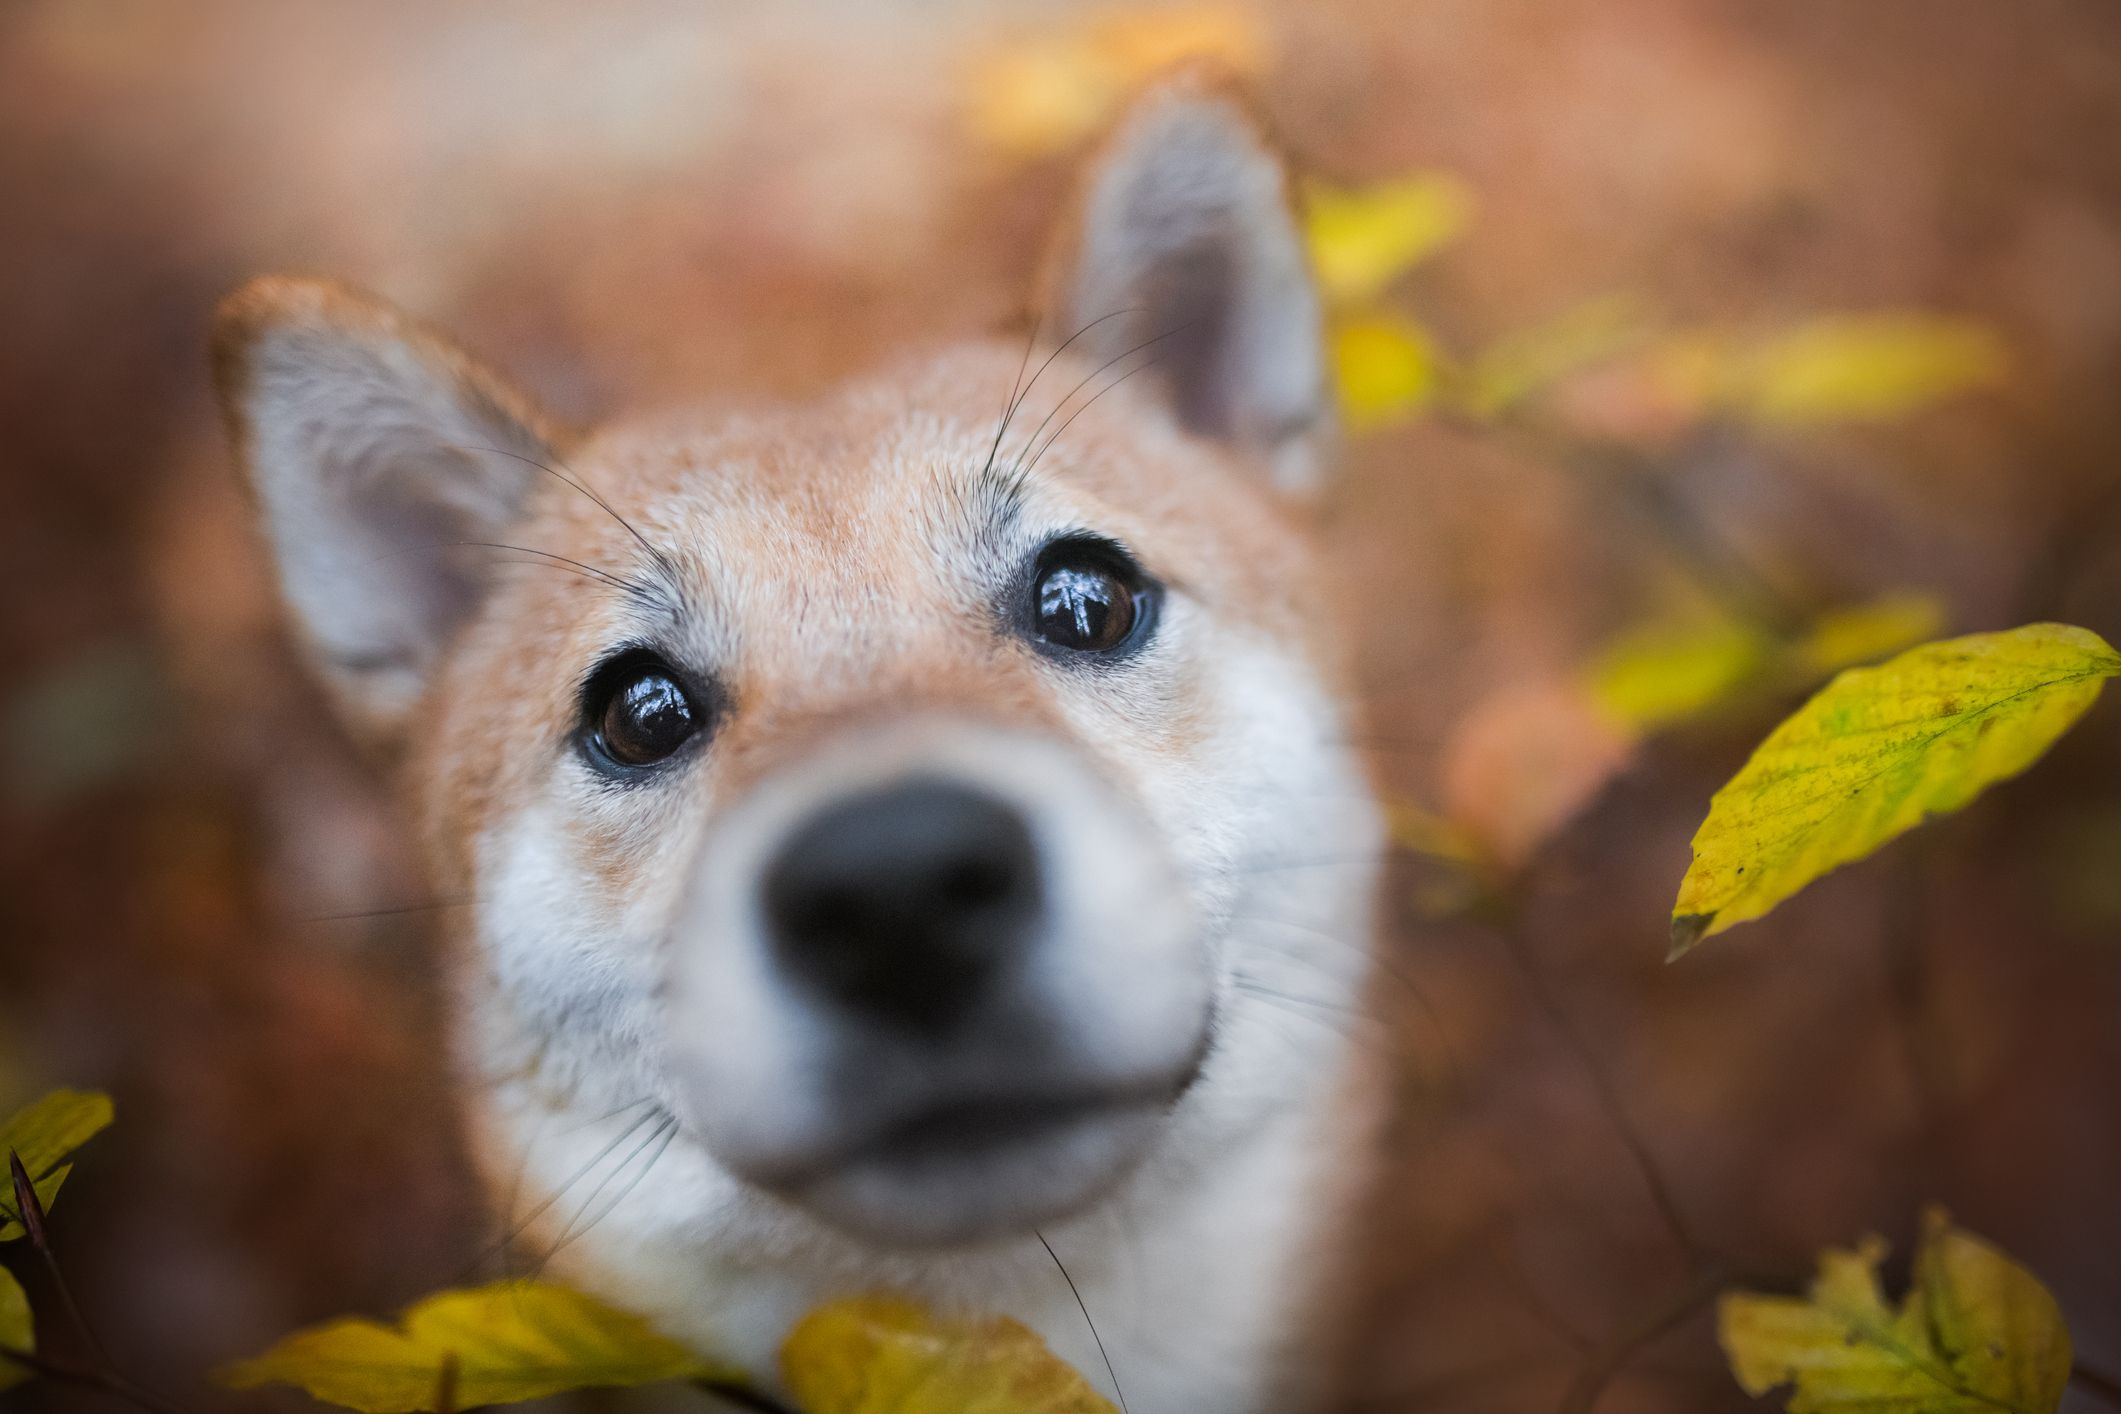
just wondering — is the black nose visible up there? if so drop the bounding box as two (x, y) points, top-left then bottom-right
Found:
(762, 778), (1041, 1030)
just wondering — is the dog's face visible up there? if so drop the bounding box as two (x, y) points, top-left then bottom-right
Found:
(218, 82), (1380, 1253)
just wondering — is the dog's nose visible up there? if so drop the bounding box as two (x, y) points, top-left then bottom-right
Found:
(762, 777), (1041, 1029)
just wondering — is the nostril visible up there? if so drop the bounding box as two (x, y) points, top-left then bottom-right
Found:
(939, 855), (1016, 909)
(761, 777), (1041, 1029)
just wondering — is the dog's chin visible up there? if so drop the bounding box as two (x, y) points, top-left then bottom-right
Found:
(769, 1096), (1167, 1248)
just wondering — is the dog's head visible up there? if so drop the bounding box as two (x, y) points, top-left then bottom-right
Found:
(217, 78), (1380, 1252)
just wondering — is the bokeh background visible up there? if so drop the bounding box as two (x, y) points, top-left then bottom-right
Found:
(3, 2), (2119, 1411)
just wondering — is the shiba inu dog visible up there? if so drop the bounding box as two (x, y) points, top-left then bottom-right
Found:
(215, 74), (1386, 1414)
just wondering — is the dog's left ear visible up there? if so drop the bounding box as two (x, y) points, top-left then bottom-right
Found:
(1046, 72), (1328, 491)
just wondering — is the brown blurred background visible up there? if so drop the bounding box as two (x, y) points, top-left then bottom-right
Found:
(2, 3), (2119, 1411)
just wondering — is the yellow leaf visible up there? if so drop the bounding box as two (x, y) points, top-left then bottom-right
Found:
(1331, 315), (1446, 428)
(1461, 294), (1651, 420)
(0, 1089), (112, 1240)
(1671, 623), (2121, 954)
(782, 1296), (1119, 1414)
(1737, 314), (2009, 427)
(1305, 172), (1474, 308)
(1719, 1208), (2071, 1414)
(0, 1266), (30, 1392)
(1589, 614), (1774, 734)
(218, 1280), (730, 1413)
(966, 9), (1269, 157)
(1794, 593), (1947, 677)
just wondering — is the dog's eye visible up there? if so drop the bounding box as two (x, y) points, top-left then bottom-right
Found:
(1028, 538), (1157, 655)
(585, 655), (701, 769)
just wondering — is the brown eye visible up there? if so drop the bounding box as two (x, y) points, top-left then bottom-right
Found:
(1029, 539), (1156, 655)
(590, 658), (700, 768)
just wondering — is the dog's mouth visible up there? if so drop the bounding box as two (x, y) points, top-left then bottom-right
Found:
(737, 1057), (1206, 1248)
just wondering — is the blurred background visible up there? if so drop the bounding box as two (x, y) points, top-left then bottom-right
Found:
(3, 2), (2119, 1411)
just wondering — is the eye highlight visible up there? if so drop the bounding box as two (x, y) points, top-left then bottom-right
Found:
(580, 650), (709, 773)
(1025, 536), (1159, 657)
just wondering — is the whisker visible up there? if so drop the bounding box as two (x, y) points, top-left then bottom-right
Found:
(451, 541), (655, 602)
(1035, 1230), (1129, 1414)
(450, 1105), (663, 1285)
(981, 313), (1045, 482)
(537, 1117), (679, 1269)
(1010, 316), (1193, 472)
(996, 307), (1146, 472)
(531, 1113), (677, 1275)
(300, 897), (471, 923)
(457, 443), (671, 575)
(1021, 353), (1168, 480)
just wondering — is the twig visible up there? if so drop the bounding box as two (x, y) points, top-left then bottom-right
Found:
(1488, 916), (1704, 1263)
(2073, 1362), (2121, 1411)
(694, 1377), (799, 1413)
(1555, 1265), (1724, 1414)
(11, 1150), (110, 1365)
(0, 1346), (191, 1414)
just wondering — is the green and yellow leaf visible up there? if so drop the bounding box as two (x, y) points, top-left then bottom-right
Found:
(782, 1296), (1119, 1414)
(1305, 172), (1474, 309)
(218, 1280), (730, 1413)
(1331, 314), (1448, 428)
(0, 1265), (31, 1392)
(1719, 1208), (2071, 1414)
(0, 1089), (112, 1240)
(1672, 623), (2121, 954)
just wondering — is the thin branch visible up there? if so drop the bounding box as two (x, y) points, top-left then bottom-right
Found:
(1555, 1265), (1724, 1414)
(2073, 1363), (2121, 1411)
(694, 1377), (799, 1413)
(0, 1347), (191, 1414)
(12, 1150), (109, 1364)
(1487, 919), (1704, 1263)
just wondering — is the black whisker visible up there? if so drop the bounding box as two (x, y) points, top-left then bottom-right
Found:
(994, 306), (1147, 475)
(457, 443), (670, 573)
(450, 1105), (663, 1286)
(1010, 316), (1187, 472)
(1036, 1229), (1129, 1414)
(531, 1114), (677, 1275)
(301, 897), (471, 924)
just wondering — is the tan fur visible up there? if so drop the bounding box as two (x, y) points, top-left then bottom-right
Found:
(219, 80), (1385, 1414)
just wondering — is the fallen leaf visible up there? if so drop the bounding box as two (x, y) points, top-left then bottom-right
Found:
(218, 1280), (730, 1413)
(1305, 172), (1474, 308)
(0, 1266), (29, 1391)
(782, 1296), (1118, 1414)
(1672, 623), (2121, 954)
(1719, 1207), (2071, 1413)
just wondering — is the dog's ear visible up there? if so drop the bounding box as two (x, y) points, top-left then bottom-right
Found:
(1045, 72), (1327, 491)
(213, 276), (560, 745)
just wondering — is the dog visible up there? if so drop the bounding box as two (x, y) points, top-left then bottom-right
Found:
(214, 73), (1387, 1414)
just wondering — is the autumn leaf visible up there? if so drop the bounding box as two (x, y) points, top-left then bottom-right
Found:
(1331, 314), (1447, 428)
(0, 1266), (30, 1392)
(1738, 314), (2009, 426)
(1719, 1208), (2071, 1413)
(1671, 623), (2121, 954)
(1305, 172), (1474, 309)
(782, 1296), (1119, 1414)
(1443, 678), (1636, 871)
(218, 1280), (731, 1413)
(1460, 294), (1650, 420)
(1792, 593), (1947, 677)
(965, 9), (1268, 157)
(0, 1089), (112, 1241)
(1589, 613), (1774, 734)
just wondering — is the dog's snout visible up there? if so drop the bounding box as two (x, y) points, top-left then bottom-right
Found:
(762, 777), (1040, 1028)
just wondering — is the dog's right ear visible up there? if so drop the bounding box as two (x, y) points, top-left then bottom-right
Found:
(213, 277), (559, 746)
